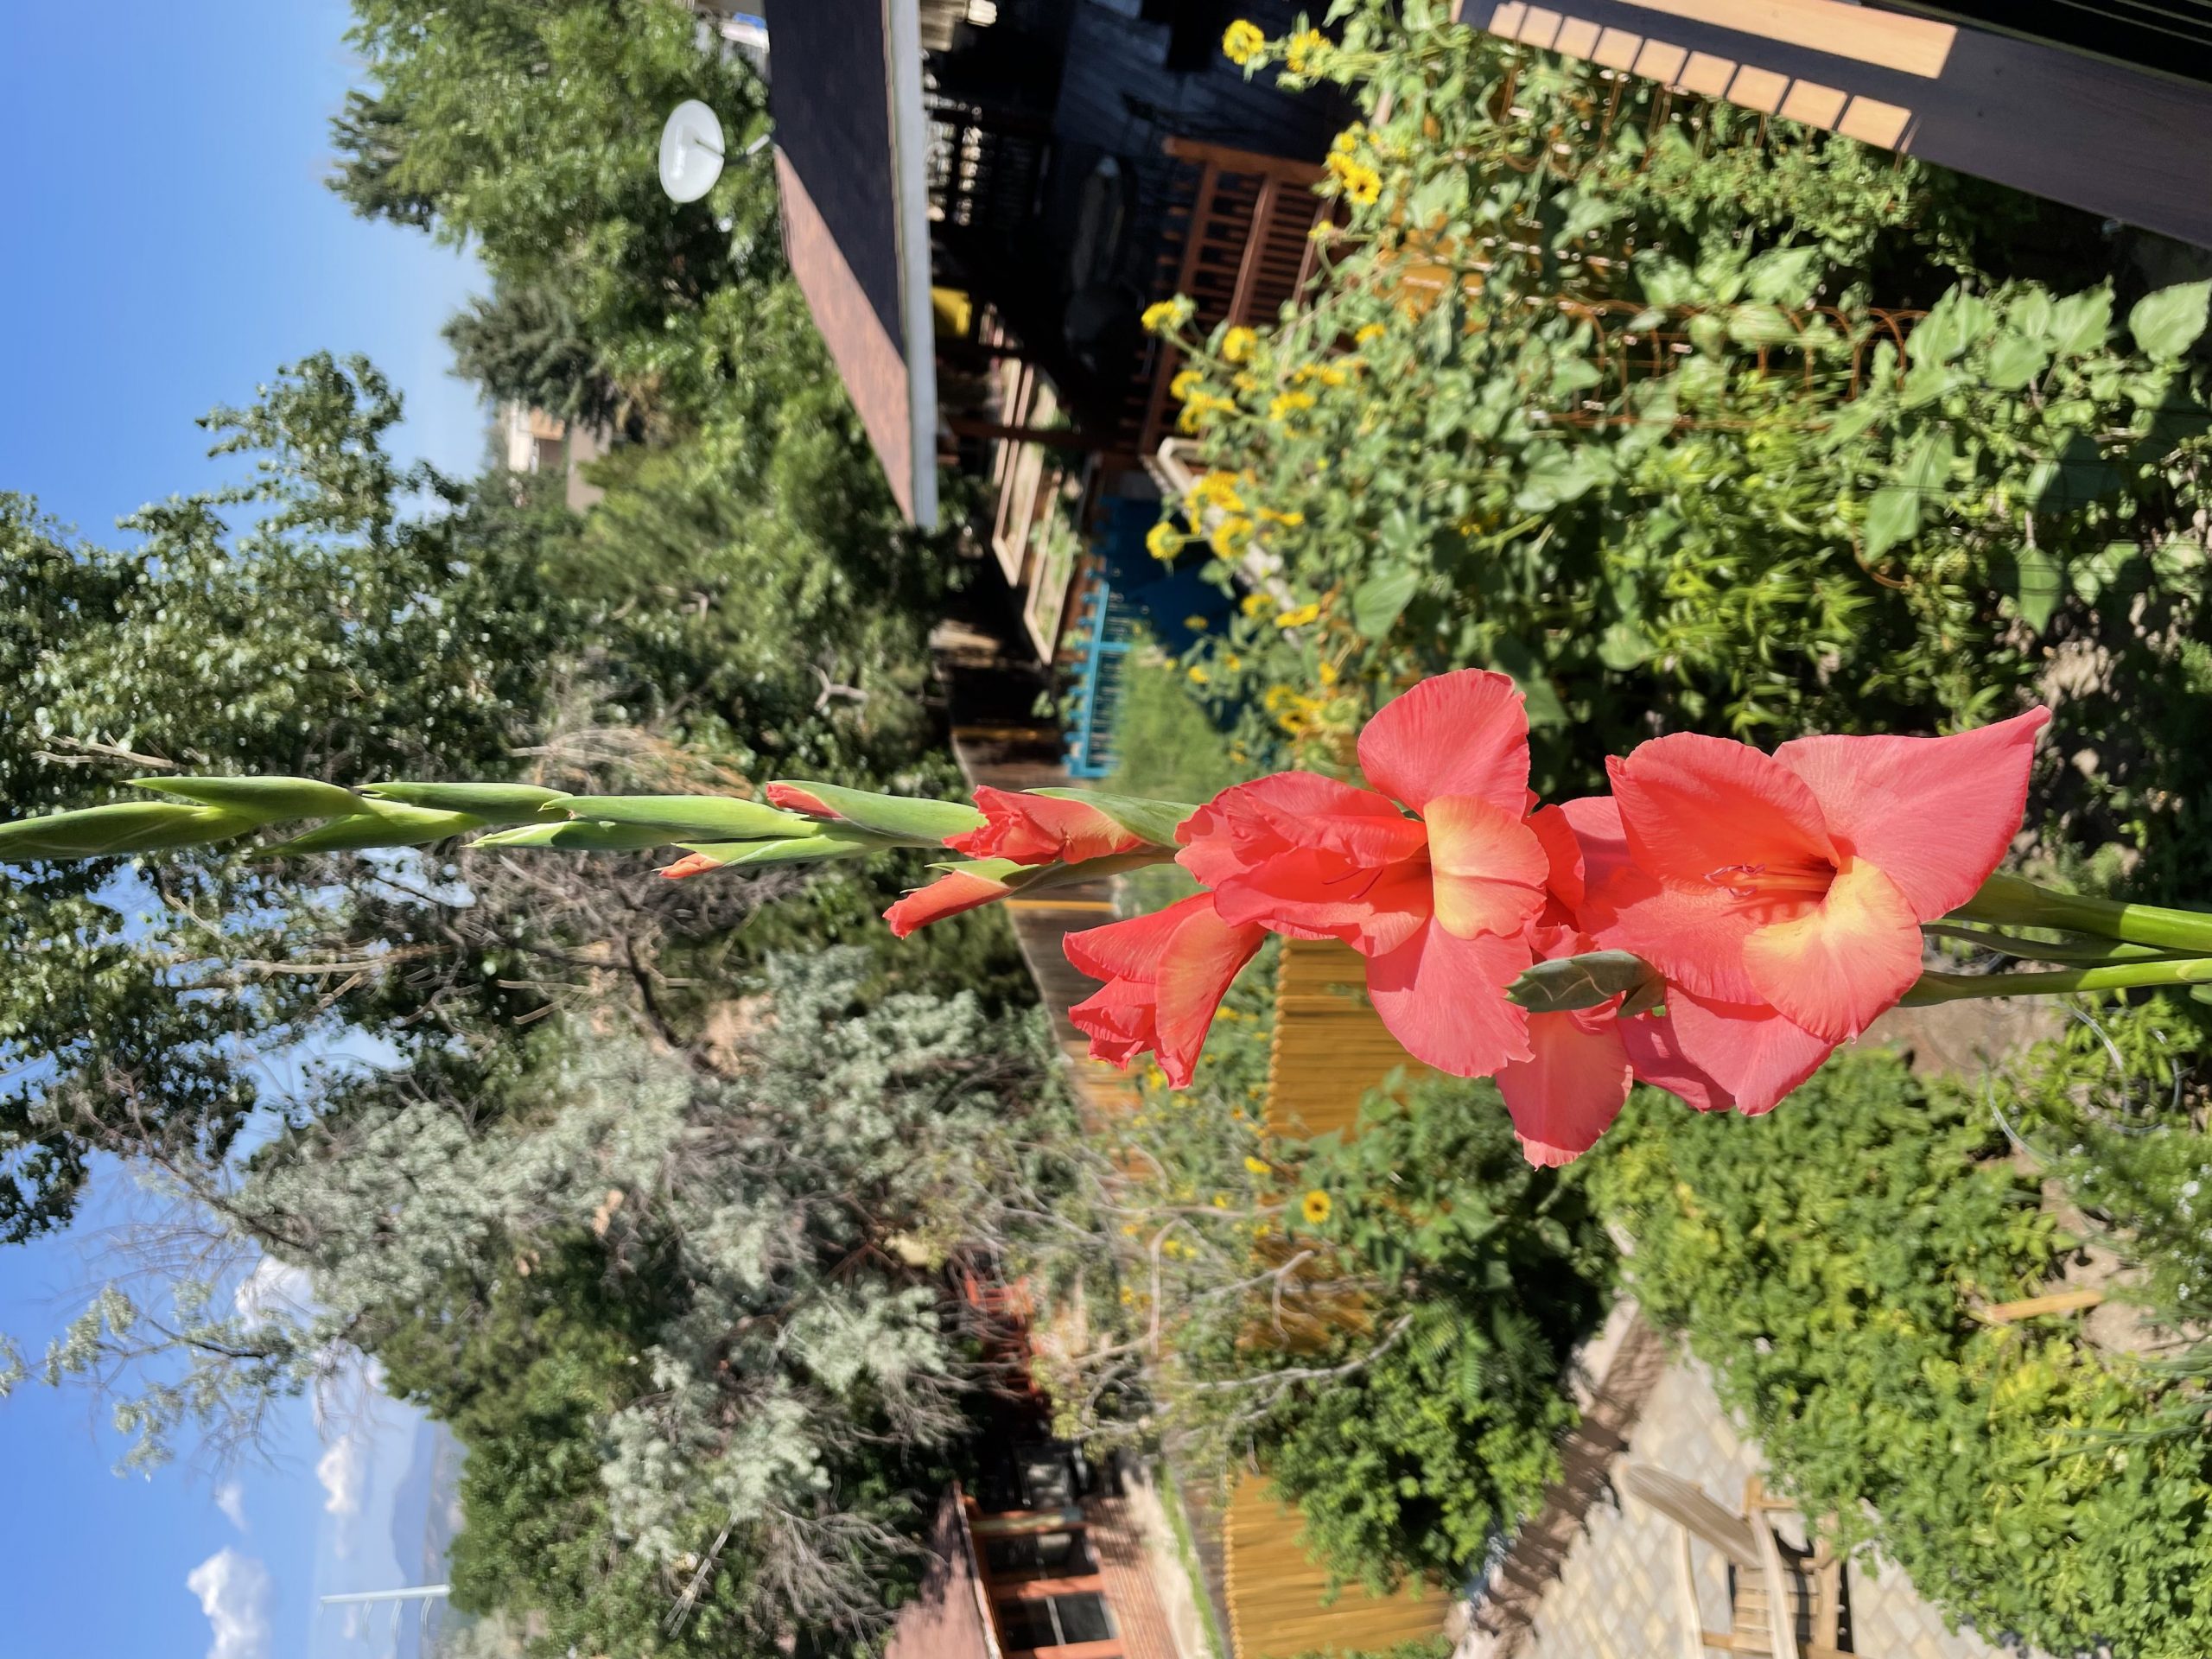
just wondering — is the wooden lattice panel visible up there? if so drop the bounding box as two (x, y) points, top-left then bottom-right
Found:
(1224, 1471), (1449, 1659)
(1264, 938), (1428, 1142)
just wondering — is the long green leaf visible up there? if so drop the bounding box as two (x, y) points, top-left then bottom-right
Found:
(471, 820), (679, 851)
(143, 776), (365, 822)
(257, 807), (486, 855)
(672, 828), (906, 869)
(0, 802), (258, 861)
(359, 782), (568, 823)
(543, 795), (815, 841)
(766, 780), (984, 842)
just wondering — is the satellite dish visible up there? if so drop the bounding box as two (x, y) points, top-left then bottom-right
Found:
(658, 100), (726, 203)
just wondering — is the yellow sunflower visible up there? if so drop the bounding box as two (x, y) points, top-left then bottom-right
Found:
(1274, 601), (1321, 628)
(1284, 28), (1326, 74)
(1268, 389), (1317, 425)
(1141, 298), (1190, 334)
(1208, 514), (1255, 558)
(1222, 19), (1266, 65)
(1146, 520), (1185, 563)
(1301, 1189), (1332, 1225)
(1221, 325), (1258, 365)
(1168, 366), (1204, 402)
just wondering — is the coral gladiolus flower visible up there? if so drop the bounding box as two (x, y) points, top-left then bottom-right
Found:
(764, 782), (838, 817)
(1065, 893), (1267, 1086)
(1176, 669), (1550, 1076)
(883, 867), (1016, 938)
(1575, 709), (2049, 1111)
(1489, 803), (1737, 1164)
(945, 786), (1151, 866)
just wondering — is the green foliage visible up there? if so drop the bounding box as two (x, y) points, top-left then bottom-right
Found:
(256, 950), (1072, 1655)
(1257, 1073), (1611, 1588)
(1037, 976), (1611, 1592)
(1592, 1048), (2212, 1658)
(1160, 3), (2212, 837)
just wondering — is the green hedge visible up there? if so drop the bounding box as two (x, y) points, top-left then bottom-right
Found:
(1593, 1050), (2212, 1657)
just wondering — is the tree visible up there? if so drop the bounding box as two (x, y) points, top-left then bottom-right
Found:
(34, 951), (1076, 1653)
(333, 0), (781, 429)
(0, 344), (995, 1240)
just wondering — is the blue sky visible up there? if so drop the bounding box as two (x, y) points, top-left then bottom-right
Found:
(0, 4), (484, 1657)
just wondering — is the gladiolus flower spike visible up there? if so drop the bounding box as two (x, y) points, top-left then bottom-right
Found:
(9, 683), (2206, 1174)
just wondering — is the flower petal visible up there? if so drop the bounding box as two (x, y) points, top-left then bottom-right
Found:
(1527, 803), (1586, 912)
(1617, 1009), (1734, 1114)
(1664, 989), (1836, 1116)
(1608, 733), (1836, 887)
(950, 785), (1146, 866)
(883, 869), (1013, 938)
(1365, 919), (1534, 1076)
(1559, 795), (1633, 893)
(1357, 669), (1531, 815)
(1065, 895), (1201, 982)
(1068, 978), (1158, 1071)
(1742, 856), (1923, 1040)
(1589, 863), (1768, 1006)
(1204, 847), (1433, 955)
(1496, 1011), (1633, 1166)
(1152, 906), (1268, 1085)
(1179, 772), (1425, 868)
(1772, 708), (2050, 917)
(1424, 794), (1549, 940)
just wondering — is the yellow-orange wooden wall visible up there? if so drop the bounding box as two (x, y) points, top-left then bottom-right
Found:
(1223, 938), (1448, 1658)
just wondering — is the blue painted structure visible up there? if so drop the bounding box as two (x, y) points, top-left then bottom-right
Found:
(1061, 497), (1233, 779)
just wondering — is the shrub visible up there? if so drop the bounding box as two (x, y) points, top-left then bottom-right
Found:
(1593, 1049), (2212, 1657)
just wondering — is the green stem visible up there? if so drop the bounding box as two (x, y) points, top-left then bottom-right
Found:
(1903, 957), (2212, 1007)
(1920, 922), (2190, 965)
(1952, 873), (2212, 956)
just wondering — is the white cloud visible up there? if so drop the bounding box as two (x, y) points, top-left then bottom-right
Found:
(232, 1256), (315, 1327)
(213, 1478), (248, 1533)
(318, 1433), (366, 1517)
(186, 1548), (272, 1659)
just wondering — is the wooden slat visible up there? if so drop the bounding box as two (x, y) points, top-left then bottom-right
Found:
(1264, 939), (1427, 1142)
(1224, 1472), (1446, 1659)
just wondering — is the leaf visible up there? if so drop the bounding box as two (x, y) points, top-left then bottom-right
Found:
(2005, 545), (2063, 632)
(0, 802), (257, 863)
(1512, 447), (1605, 512)
(1862, 486), (1921, 557)
(765, 780), (984, 842)
(144, 775), (365, 823)
(2007, 286), (2055, 341)
(1489, 636), (1569, 728)
(358, 782), (569, 823)
(2128, 279), (2212, 361)
(1597, 621), (1651, 671)
(542, 794), (815, 840)
(1984, 331), (2050, 391)
(2048, 285), (2114, 358)
(1506, 950), (1662, 1013)
(1909, 289), (1993, 366)
(669, 829), (902, 869)
(1726, 304), (1799, 348)
(1744, 245), (1822, 307)
(1031, 788), (1199, 848)
(1897, 426), (1956, 495)
(1818, 396), (1889, 454)
(257, 807), (486, 855)
(1351, 566), (1422, 639)
(470, 820), (680, 851)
